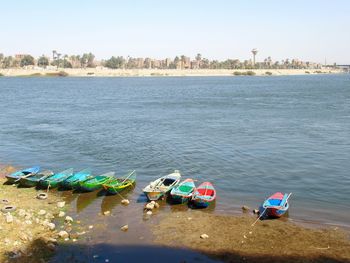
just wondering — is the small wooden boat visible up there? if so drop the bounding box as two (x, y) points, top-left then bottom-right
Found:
(77, 172), (114, 192)
(6, 166), (40, 184)
(143, 170), (181, 201)
(19, 170), (54, 187)
(259, 192), (292, 218)
(191, 182), (216, 208)
(40, 168), (74, 189)
(170, 178), (196, 203)
(102, 170), (136, 195)
(60, 169), (92, 189)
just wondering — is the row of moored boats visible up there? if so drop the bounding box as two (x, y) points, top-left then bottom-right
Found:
(5, 166), (291, 215)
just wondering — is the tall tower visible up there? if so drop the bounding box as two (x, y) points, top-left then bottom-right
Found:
(251, 48), (258, 66)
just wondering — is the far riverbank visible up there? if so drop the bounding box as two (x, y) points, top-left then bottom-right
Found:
(0, 68), (344, 77)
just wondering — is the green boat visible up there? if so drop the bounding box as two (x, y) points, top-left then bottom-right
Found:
(102, 170), (136, 195)
(60, 168), (93, 189)
(18, 170), (54, 187)
(77, 172), (115, 192)
(40, 168), (74, 189)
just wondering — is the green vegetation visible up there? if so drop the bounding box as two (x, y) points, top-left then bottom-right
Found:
(45, 71), (68, 77)
(265, 71), (272, 75)
(29, 73), (42, 77)
(37, 56), (49, 67)
(20, 55), (35, 67)
(105, 56), (125, 69)
(233, 71), (256, 76)
(0, 73), (4, 77)
(233, 71), (242, 76)
(305, 71), (310, 74)
(246, 71), (256, 76)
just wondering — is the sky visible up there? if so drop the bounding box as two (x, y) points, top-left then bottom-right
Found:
(1, 0), (350, 64)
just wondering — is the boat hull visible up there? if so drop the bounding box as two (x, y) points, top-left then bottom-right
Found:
(192, 198), (211, 208)
(259, 205), (288, 218)
(171, 194), (191, 203)
(19, 178), (40, 187)
(144, 191), (165, 201)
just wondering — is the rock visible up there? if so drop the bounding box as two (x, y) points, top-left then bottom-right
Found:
(154, 202), (160, 209)
(45, 213), (54, 219)
(65, 216), (74, 223)
(35, 218), (40, 224)
(150, 201), (156, 205)
(121, 199), (130, 205)
(18, 209), (26, 217)
(57, 201), (65, 208)
(25, 214), (32, 220)
(188, 217), (192, 220)
(72, 239), (77, 242)
(103, 211), (111, 216)
(58, 211), (65, 218)
(200, 234), (209, 239)
(253, 209), (259, 214)
(88, 225), (94, 229)
(64, 238), (69, 241)
(145, 203), (154, 210)
(38, 210), (46, 216)
(77, 231), (86, 236)
(47, 223), (56, 230)
(241, 205), (250, 212)
(6, 213), (13, 223)
(146, 210), (152, 216)
(120, 225), (128, 231)
(44, 237), (57, 244)
(25, 220), (32, 225)
(58, 231), (69, 239)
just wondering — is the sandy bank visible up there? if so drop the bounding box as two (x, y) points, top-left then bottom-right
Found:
(153, 211), (350, 263)
(0, 68), (344, 77)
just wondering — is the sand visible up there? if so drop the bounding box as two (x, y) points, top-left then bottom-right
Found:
(0, 68), (344, 77)
(152, 211), (350, 263)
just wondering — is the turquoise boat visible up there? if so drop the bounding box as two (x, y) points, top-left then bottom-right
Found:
(40, 168), (74, 189)
(6, 166), (40, 184)
(60, 169), (92, 189)
(77, 172), (114, 192)
(170, 178), (196, 203)
(18, 170), (54, 187)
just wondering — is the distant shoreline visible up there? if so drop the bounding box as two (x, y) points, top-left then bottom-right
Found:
(0, 68), (344, 77)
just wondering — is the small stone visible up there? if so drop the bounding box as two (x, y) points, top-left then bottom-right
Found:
(25, 214), (32, 220)
(103, 211), (111, 216)
(120, 225), (128, 231)
(35, 218), (40, 224)
(243, 235), (247, 239)
(64, 238), (69, 241)
(6, 213), (13, 223)
(150, 201), (156, 205)
(58, 230), (69, 239)
(88, 225), (94, 229)
(154, 202), (160, 209)
(242, 206), (250, 212)
(18, 209), (26, 217)
(146, 210), (152, 216)
(253, 209), (259, 214)
(38, 210), (46, 216)
(45, 237), (57, 244)
(45, 213), (54, 219)
(188, 217), (192, 220)
(77, 231), (86, 236)
(200, 234), (209, 239)
(57, 201), (65, 208)
(249, 231), (252, 235)
(145, 203), (154, 210)
(58, 211), (65, 218)
(72, 239), (77, 242)
(69, 233), (79, 239)
(121, 199), (130, 205)
(76, 220), (81, 224)
(65, 216), (74, 223)
(25, 220), (32, 225)
(105, 259), (109, 262)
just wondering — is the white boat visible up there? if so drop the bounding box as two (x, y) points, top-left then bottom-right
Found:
(143, 170), (181, 201)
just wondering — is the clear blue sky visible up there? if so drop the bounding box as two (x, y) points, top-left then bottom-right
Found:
(1, 0), (349, 64)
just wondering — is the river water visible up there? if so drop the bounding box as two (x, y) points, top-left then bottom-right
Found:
(0, 75), (349, 257)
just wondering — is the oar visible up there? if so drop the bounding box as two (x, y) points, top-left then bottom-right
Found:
(14, 172), (34, 183)
(120, 170), (135, 185)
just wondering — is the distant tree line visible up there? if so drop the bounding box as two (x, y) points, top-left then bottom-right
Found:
(0, 52), (323, 70)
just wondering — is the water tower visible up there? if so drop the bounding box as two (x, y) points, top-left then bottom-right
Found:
(251, 48), (258, 66)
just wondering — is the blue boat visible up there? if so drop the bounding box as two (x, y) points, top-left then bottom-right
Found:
(259, 192), (292, 218)
(40, 168), (74, 189)
(5, 166), (40, 184)
(60, 169), (92, 189)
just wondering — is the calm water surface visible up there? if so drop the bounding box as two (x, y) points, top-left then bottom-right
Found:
(0, 75), (349, 252)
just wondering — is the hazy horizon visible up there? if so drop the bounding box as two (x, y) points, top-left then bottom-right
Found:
(1, 0), (350, 64)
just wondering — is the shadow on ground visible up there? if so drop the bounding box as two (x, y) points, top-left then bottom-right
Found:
(4, 238), (348, 263)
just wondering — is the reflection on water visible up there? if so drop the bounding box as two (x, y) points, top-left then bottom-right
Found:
(76, 191), (100, 214)
(100, 185), (135, 214)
